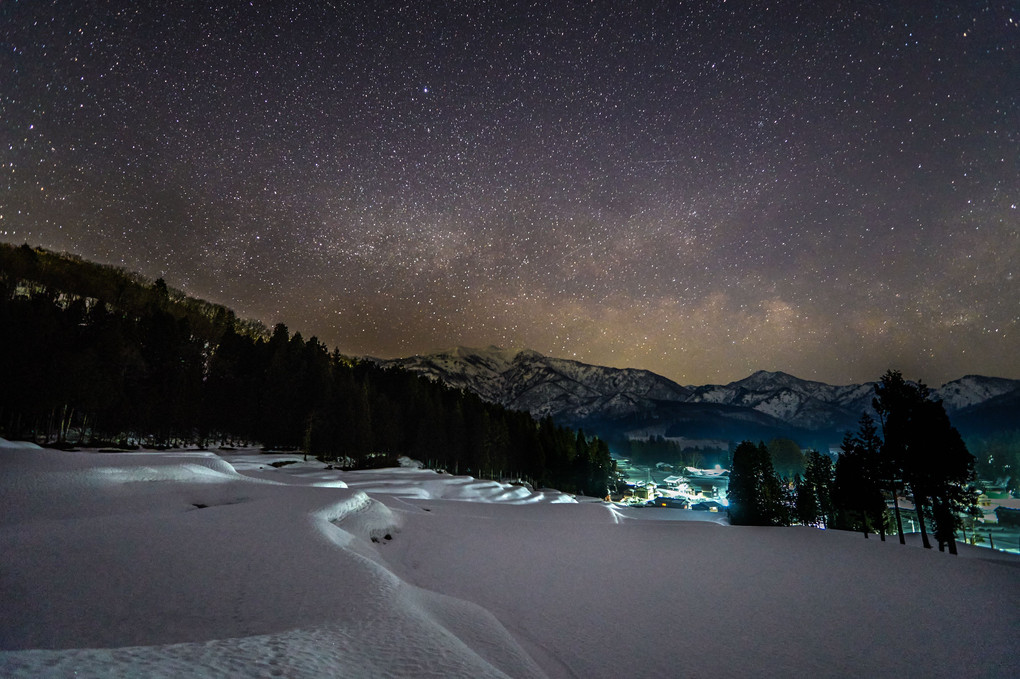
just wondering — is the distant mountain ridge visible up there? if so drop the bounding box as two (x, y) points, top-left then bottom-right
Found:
(377, 347), (1020, 444)
(379, 346), (693, 420)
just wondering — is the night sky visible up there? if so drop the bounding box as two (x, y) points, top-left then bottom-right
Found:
(3, 1), (1018, 385)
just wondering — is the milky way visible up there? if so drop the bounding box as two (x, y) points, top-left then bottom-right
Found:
(3, 1), (1018, 384)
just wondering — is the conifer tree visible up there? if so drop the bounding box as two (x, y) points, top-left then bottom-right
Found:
(913, 398), (976, 554)
(873, 370), (924, 545)
(793, 475), (817, 526)
(834, 414), (887, 539)
(728, 441), (787, 526)
(797, 450), (835, 527)
(767, 438), (806, 479)
(873, 370), (976, 552)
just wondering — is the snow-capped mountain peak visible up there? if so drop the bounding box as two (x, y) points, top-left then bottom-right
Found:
(934, 375), (1020, 411)
(377, 347), (1019, 441)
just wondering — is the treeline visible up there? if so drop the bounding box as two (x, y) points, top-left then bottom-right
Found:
(0, 244), (614, 496)
(967, 429), (1020, 494)
(0, 243), (267, 342)
(613, 434), (808, 478)
(608, 435), (728, 469)
(727, 442), (833, 528)
(727, 370), (978, 555)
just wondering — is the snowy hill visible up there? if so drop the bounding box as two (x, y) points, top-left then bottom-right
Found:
(1, 439), (1017, 678)
(379, 349), (1020, 441)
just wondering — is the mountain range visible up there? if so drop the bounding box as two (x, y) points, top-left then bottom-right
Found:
(376, 347), (1020, 447)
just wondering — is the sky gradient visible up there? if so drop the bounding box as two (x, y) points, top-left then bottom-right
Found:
(3, 1), (1018, 385)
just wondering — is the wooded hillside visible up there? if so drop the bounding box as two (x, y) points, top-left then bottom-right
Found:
(0, 244), (613, 495)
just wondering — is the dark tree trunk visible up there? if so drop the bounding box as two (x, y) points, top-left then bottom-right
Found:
(892, 490), (905, 544)
(915, 493), (932, 549)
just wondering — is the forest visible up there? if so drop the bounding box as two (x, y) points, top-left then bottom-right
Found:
(607, 434), (728, 470)
(728, 371), (980, 555)
(0, 244), (614, 496)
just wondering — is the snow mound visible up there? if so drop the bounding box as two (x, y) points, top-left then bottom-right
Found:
(340, 467), (577, 504)
(219, 450), (575, 503)
(225, 452), (351, 487)
(0, 597), (541, 679)
(0, 439), (540, 677)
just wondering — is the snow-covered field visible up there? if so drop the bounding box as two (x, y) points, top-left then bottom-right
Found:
(1, 439), (1017, 678)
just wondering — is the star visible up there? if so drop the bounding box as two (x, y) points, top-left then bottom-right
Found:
(1, 1), (1017, 384)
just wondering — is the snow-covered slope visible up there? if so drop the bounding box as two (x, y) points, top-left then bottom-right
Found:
(379, 349), (1020, 437)
(1, 439), (1017, 678)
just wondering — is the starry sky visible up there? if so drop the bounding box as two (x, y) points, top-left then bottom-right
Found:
(3, 1), (1018, 386)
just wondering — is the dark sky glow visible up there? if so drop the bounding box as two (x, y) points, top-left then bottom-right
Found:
(3, 1), (1018, 384)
